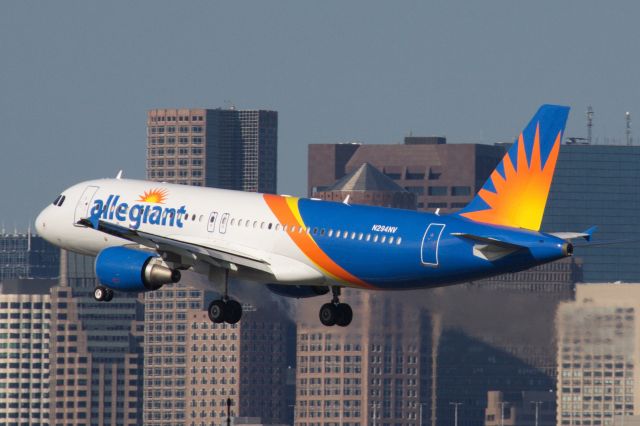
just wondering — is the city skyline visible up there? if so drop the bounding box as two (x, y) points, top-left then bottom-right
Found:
(3, 2), (640, 227)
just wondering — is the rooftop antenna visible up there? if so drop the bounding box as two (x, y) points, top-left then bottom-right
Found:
(626, 111), (632, 146)
(586, 106), (594, 145)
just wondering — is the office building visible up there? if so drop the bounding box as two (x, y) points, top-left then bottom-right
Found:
(142, 284), (208, 425)
(308, 138), (505, 213)
(542, 144), (640, 282)
(484, 390), (555, 426)
(185, 305), (291, 425)
(144, 106), (280, 425)
(556, 284), (640, 426)
(49, 250), (144, 425)
(147, 108), (278, 193)
(294, 291), (433, 426)
(0, 232), (59, 281)
(0, 279), (55, 426)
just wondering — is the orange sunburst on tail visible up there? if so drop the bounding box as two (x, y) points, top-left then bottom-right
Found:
(137, 188), (169, 204)
(461, 125), (560, 231)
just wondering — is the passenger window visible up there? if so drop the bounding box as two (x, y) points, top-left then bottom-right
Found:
(358, 233), (363, 240)
(260, 222), (266, 230)
(268, 223), (273, 230)
(389, 236), (394, 244)
(381, 236), (387, 243)
(320, 229), (325, 236)
(336, 230), (341, 238)
(350, 232), (356, 239)
(373, 235), (379, 242)
(275, 224), (281, 231)
(328, 229), (334, 237)
(366, 234), (371, 242)
(313, 227), (318, 235)
(253, 221), (258, 229)
(343, 232), (348, 239)
(192, 214), (196, 221)
(396, 237), (402, 245)
(230, 218), (235, 226)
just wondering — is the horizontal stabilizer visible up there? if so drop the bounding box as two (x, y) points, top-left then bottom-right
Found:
(451, 232), (525, 261)
(549, 226), (597, 242)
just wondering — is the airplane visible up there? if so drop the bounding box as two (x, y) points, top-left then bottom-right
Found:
(35, 104), (590, 327)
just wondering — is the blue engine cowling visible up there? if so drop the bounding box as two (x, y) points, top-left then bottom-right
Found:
(266, 284), (330, 299)
(95, 246), (180, 292)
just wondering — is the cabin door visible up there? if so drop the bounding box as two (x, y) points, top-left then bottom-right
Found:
(420, 223), (445, 266)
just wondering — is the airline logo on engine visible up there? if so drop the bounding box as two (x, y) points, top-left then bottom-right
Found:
(91, 188), (187, 230)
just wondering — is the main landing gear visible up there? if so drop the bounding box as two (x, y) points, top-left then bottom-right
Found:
(207, 269), (243, 325)
(319, 287), (353, 327)
(93, 286), (114, 302)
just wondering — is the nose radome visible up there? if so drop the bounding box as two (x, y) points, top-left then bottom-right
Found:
(35, 208), (48, 238)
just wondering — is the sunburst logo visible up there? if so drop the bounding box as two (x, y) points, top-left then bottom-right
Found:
(137, 188), (169, 204)
(461, 124), (561, 231)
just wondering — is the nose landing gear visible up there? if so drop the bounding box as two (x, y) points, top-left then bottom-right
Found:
(319, 287), (353, 327)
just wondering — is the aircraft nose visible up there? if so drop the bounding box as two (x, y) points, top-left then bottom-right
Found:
(35, 207), (50, 239)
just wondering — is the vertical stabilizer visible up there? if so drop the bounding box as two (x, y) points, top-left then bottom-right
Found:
(457, 104), (570, 231)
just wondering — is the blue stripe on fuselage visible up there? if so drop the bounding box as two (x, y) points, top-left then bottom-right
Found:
(296, 199), (566, 289)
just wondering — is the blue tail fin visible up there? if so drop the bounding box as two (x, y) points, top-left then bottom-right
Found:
(458, 104), (570, 231)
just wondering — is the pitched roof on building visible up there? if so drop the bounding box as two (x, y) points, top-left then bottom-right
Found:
(326, 162), (408, 192)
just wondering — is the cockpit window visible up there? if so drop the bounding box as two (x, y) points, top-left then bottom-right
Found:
(53, 195), (62, 206)
(58, 196), (66, 206)
(52, 195), (66, 207)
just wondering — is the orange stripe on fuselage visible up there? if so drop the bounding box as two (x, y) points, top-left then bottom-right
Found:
(263, 194), (372, 288)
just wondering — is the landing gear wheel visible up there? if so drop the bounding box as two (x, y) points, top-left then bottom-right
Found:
(224, 300), (243, 324)
(335, 303), (353, 327)
(208, 300), (226, 323)
(104, 288), (114, 302)
(319, 303), (338, 326)
(93, 286), (107, 302)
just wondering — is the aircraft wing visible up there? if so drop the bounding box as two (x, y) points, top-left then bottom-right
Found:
(77, 218), (273, 274)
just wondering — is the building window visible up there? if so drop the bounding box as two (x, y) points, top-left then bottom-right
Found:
(451, 186), (471, 196)
(428, 186), (447, 196)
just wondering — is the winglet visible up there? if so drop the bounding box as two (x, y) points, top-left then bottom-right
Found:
(583, 226), (597, 242)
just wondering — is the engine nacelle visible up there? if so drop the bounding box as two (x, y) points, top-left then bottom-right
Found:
(266, 284), (329, 299)
(95, 246), (180, 292)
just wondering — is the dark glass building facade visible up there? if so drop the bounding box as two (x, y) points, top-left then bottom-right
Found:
(542, 145), (640, 282)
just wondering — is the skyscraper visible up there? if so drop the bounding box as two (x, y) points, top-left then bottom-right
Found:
(49, 250), (144, 425)
(295, 291), (433, 426)
(146, 108), (278, 193)
(185, 304), (291, 425)
(556, 284), (640, 426)
(0, 232), (59, 281)
(0, 278), (55, 426)
(144, 106), (279, 426)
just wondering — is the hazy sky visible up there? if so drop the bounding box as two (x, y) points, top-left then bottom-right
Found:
(2, 1), (639, 229)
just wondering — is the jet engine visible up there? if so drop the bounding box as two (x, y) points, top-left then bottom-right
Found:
(266, 284), (329, 299)
(95, 246), (180, 292)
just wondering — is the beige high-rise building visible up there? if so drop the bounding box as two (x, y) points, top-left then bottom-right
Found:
(147, 108), (277, 193)
(184, 305), (291, 425)
(556, 284), (640, 426)
(295, 290), (432, 426)
(49, 250), (144, 426)
(0, 279), (54, 426)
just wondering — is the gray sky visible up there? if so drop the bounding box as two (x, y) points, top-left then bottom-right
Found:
(1, 1), (639, 229)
